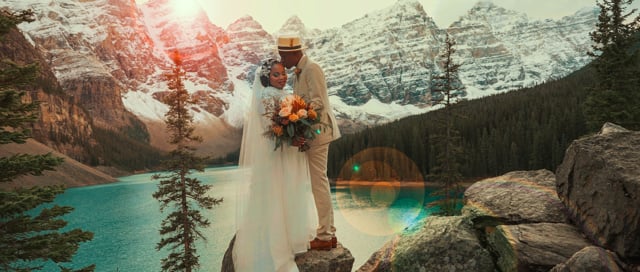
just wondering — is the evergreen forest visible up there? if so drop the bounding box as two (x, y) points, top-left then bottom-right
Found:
(328, 61), (601, 181)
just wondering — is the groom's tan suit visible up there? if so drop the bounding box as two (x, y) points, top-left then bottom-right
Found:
(293, 55), (341, 241)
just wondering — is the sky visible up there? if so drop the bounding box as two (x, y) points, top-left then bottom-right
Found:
(136, 0), (640, 33)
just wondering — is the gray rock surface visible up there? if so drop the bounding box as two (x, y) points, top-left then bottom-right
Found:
(488, 223), (592, 272)
(462, 169), (567, 227)
(550, 246), (626, 272)
(556, 123), (640, 258)
(356, 216), (494, 272)
(220, 235), (355, 272)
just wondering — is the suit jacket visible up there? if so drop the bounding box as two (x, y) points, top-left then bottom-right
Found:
(293, 55), (341, 146)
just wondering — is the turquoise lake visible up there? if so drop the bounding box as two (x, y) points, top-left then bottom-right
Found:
(35, 166), (436, 271)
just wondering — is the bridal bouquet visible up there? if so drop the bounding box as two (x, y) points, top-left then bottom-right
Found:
(264, 94), (320, 152)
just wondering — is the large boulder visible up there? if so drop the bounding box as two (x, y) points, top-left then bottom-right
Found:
(487, 223), (592, 272)
(550, 246), (627, 272)
(356, 216), (494, 272)
(220, 235), (355, 272)
(462, 169), (567, 227)
(555, 123), (640, 258)
(294, 245), (355, 272)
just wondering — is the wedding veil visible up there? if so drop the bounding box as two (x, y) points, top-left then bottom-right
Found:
(235, 66), (268, 230)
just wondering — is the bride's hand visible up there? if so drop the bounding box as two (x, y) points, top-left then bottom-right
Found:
(292, 136), (305, 147)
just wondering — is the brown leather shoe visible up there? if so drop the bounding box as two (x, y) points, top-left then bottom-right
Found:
(309, 238), (332, 251)
(331, 236), (337, 248)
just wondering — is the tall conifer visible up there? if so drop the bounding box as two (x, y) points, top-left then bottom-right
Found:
(585, 0), (640, 130)
(0, 9), (94, 271)
(152, 51), (222, 272)
(428, 33), (466, 215)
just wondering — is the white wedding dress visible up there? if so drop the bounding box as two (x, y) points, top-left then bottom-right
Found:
(232, 74), (317, 272)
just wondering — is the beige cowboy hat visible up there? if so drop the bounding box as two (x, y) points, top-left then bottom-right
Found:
(277, 34), (306, 52)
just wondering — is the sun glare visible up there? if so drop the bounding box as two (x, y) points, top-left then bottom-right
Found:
(171, 0), (200, 18)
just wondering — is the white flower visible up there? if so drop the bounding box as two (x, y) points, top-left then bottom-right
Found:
(279, 106), (292, 117)
(297, 109), (308, 118)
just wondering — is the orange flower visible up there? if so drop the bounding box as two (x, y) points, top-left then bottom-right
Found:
(292, 95), (306, 111)
(272, 125), (283, 136)
(308, 109), (317, 120)
(288, 113), (299, 122)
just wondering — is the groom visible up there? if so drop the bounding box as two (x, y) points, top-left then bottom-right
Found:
(278, 34), (342, 250)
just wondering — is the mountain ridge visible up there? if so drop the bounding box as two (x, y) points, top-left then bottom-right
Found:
(2, 0), (598, 163)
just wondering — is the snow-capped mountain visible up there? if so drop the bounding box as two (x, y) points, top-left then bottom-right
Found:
(449, 1), (597, 95)
(4, 0), (154, 132)
(2, 0), (597, 158)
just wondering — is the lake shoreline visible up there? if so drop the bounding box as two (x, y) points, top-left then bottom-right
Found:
(331, 180), (475, 188)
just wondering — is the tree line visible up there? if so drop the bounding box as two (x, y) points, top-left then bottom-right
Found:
(328, 58), (597, 181)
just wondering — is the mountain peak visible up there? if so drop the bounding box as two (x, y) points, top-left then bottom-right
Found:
(473, 1), (498, 9)
(468, 1), (514, 15)
(454, 0), (527, 28)
(277, 15), (308, 37)
(227, 15), (264, 32)
(282, 15), (305, 28)
(395, 0), (420, 4)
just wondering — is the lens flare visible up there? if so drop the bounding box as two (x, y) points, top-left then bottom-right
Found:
(171, 0), (200, 18)
(335, 147), (426, 236)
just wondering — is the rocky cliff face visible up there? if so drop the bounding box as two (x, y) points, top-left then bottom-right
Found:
(0, 26), (94, 162)
(7, 0), (151, 132)
(307, 1), (442, 107)
(221, 15), (274, 75)
(449, 2), (596, 94)
(140, 0), (232, 96)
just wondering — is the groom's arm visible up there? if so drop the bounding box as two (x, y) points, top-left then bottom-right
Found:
(304, 63), (327, 112)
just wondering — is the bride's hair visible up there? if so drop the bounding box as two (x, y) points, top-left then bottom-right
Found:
(259, 58), (281, 87)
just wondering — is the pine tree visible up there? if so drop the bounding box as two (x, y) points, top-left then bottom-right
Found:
(428, 33), (466, 215)
(584, 0), (640, 130)
(0, 9), (94, 272)
(152, 51), (222, 272)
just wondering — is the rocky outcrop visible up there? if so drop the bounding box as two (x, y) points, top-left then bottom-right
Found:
(294, 245), (355, 272)
(221, 235), (355, 272)
(356, 216), (494, 272)
(462, 170), (595, 272)
(360, 124), (639, 271)
(487, 223), (591, 272)
(462, 169), (567, 227)
(550, 246), (627, 272)
(556, 122), (640, 259)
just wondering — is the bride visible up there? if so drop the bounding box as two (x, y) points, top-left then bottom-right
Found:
(232, 59), (318, 272)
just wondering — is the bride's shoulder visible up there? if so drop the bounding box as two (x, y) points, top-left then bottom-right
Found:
(262, 86), (285, 98)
